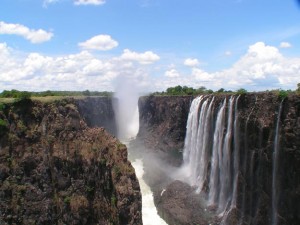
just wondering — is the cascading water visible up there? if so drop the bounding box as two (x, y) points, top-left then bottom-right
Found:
(180, 94), (290, 225)
(182, 95), (241, 220)
(208, 98), (227, 207)
(231, 96), (240, 208)
(182, 96), (214, 192)
(271, 101), (283, 225)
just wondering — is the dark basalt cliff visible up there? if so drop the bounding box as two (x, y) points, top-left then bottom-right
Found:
(0, 97), (142, 225)
(75, 97), (117, 135)
(137, 93), (300, 225)
(137, 96), (192, 165)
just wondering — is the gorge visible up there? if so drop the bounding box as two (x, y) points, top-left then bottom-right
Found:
(137, 93), (299, 225)
(0, 92), (299, 225)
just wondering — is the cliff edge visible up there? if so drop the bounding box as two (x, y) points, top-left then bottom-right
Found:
(0, 98), (142, 225)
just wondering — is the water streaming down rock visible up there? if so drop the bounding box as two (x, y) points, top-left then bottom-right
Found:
(272, 101), (283, 225)
(208, 98), (227, 208)
(231, 96), (240, 209)
(183, 96), (239, 214)
(182, 96), (215, 192)
(138, 93), (299, 225)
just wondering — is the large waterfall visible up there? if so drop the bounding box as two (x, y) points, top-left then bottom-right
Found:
(183, 95), (240, 215)
(181, 95), (285, 225)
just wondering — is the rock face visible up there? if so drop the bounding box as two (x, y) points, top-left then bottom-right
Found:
(137, 96), (192, 165)
(75, 97), (117, 135)
(0, 98), (142, 225)
(137, 93), (300, 225)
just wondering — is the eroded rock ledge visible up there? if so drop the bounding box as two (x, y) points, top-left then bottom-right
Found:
(0, 98), (142, 225)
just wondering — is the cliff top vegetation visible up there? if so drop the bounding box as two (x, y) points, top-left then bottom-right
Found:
(150, 84), (300, 97)
(0, 90), (113, 103)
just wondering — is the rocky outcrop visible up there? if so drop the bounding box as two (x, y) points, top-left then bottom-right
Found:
(75, 97), (117, 135)
(0, 98), (142, 225)
(137, 96), (192, 166)
(137, 93), (300, 225)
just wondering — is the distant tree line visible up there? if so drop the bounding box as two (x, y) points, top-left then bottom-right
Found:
(0, 89), (113, 98)
(151, 85), (248, 96)
(151, 84), (300, 97)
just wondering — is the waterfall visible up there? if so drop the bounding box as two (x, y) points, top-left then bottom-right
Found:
(271, 101), (283, 225)
(218, 96), (235, 212)
(208, 98), (227, 208)
(183, 96), (215, 192)
(231, 96), (240, 208)
(183, 95), (242, 217)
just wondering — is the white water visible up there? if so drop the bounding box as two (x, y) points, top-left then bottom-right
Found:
(114, 88), (167, 225)
(208, 98), (227, 207)
(271, 101), (283, 225)
(231, 96), (240, 208)
(131, 158), (167, 225)
(182, 96), (241, 218)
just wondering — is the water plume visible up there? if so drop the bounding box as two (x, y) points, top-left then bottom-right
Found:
(113, 79), (140, 140)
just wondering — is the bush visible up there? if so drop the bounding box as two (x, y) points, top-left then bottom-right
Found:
(236, 88), (247, 94)
(0, 119), (8, 136)
(278, 90), (288, 100)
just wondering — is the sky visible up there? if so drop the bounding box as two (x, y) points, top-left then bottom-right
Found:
(1, 0), (300, 93)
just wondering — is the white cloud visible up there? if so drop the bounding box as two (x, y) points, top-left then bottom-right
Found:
(1, 41), (300, 93)
(165, 69), (180, 78)
(78, 35), (118, 51)
(74, 0), (106, 5)
(0, 42), (154, 91)
(192, 68), (214, 82)
(225, 51), (232, 56)
(0, 21), (53, 44)
(120, 49), (160, 64)
(279, 42), (292, 48)
(184, 58), (199, 67)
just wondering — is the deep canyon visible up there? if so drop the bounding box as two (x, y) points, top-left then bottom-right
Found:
(0, 93), (299, 225)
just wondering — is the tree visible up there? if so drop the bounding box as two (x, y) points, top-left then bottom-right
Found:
(297, 83), (300, 93)
(217, 88), (225, 93)
(236, 88), (247, 94)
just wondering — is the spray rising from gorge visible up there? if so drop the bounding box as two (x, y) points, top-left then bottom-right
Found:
(113, 82), (167, 225)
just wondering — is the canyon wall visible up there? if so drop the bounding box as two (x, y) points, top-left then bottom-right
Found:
(0, 97), (142, 225)
(137, 93), (300, 225)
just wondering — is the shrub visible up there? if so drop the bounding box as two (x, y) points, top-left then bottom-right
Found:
(236, 88), (247, 95)
(278, 90), (288, 100)
(0, 119), (8, 136)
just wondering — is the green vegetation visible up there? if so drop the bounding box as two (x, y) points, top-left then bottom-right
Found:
(236, 88), (248, 95)
(151, 85), (214, 96)
(0, 89), (113, 99)
(277, 89), (289, 100)
(0, 119), (8, 136)
(151, 84), (300, 97)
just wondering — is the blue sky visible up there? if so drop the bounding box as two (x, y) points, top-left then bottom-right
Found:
(1, 0), (300, 92)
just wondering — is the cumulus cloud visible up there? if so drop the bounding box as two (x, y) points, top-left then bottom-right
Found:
(0, 21), (53, 43)
(78, 35), (118, 51)
(120, 49), (160, 64)
(0, 42), (153, 91)
(1, 41), (300, 93)
(190, 42), (299, 90)
(184, 58), (200, 67)
(279, 42), (292, 48)
(165, 69), (180, 78)
(74, 0), (106, 5)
